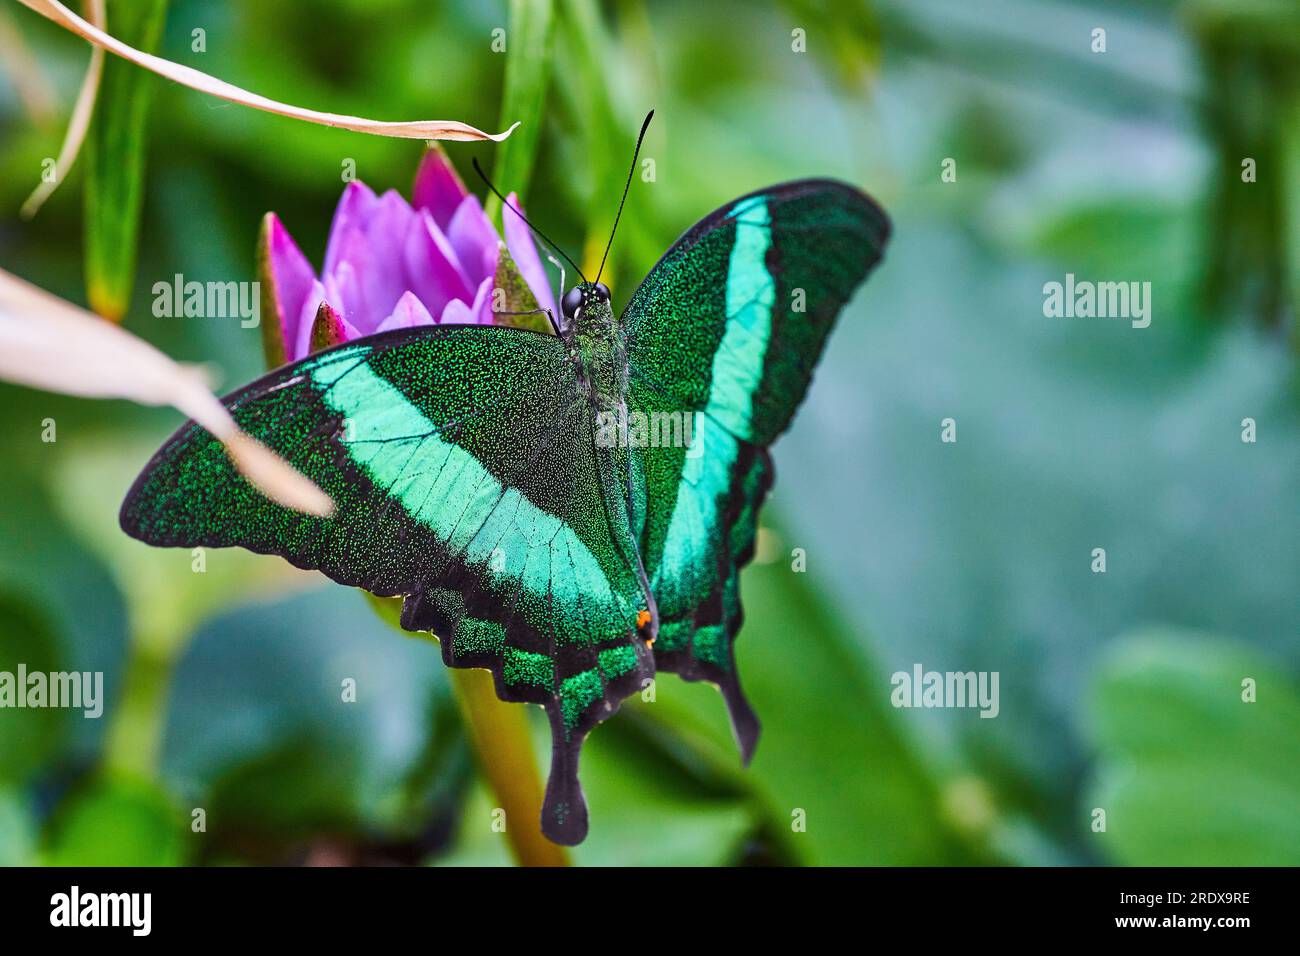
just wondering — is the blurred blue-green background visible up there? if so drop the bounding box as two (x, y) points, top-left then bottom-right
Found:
(1, 0), (1297, 866)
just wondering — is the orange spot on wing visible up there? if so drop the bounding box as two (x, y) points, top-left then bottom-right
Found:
(636, 609), (651, 629)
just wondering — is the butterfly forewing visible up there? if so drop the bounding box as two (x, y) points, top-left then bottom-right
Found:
(120, 324), (654, 845)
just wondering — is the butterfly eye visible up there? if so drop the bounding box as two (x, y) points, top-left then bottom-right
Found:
(592, 283), (610, 302)
(561, 286), (584, 319)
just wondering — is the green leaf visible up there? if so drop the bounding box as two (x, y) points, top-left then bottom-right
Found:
(0, 596), (70, 786)
(1086, 629), (1300, 866)
(162, 588), (458, 851)
(50, 435), (308, 778)
(631, 544), (984, 865)
(0, 458), (128, 774)
(43, 776), (187, 866)
(484, 0), (555, 224)
(84, 0), (170, 320)
(362, 590), (409, 634)
(202, 735), (366, 843)
(555, 0), (624, 278)
(0, 789), (36, 866)
(52, 435), (309, 662)
(1187, 0), (1300, 330)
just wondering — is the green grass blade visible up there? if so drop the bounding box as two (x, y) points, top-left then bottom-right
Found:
(83, 0), (169, 321)
(557, 0), (621, 280)
(484, 0), (555, 224)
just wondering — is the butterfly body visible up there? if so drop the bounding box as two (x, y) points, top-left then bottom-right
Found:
(121, 179), (890, 845)
(563, 283), (627, 416)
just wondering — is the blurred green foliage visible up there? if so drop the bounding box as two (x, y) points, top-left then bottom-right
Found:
(1087, 629), (1300, 866)
(0, 0), (1295, 866)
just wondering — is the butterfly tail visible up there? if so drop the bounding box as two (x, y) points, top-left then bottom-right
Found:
(541, 712), (589, 846)
(720, 672), (761, 765)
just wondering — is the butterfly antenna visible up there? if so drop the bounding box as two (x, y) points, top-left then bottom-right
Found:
(594, 109), (654, 287)
(472, 158), (586, 283)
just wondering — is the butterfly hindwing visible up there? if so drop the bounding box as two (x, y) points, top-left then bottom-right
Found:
(620, 179), (889, 756)
(628, 411), (774, 758)
(120, 324), (654, 844)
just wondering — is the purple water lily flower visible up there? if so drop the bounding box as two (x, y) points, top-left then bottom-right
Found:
(257, 146), (560, 366)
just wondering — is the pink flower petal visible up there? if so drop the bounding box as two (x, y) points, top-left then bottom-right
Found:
(468, 275), (495, 325)
(274, 173), (541, 353)
(290, 279), (328, 363)
(324, 181), (379, 277)
(402, 209), (474, 318)
(412, 147), (470, 231)
(446, 194), (499, 285)
(438, 276), (495, 326)
(440, 298), (472, 325)
(503, 192), (560, 325)
(324, 238), (371, 331)
(357, 189), (418, 323)
(264, 214), (315, 356)
(376, 290), (437, 332)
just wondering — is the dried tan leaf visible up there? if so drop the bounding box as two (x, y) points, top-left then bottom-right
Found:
(19, 0), (105, 218)
(15, 0), (519, 142)
(0, 268), (334, 517)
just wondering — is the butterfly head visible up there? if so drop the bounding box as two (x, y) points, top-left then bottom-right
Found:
(561, 281), (613, 330)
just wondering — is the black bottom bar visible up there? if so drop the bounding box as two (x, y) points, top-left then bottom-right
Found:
(0, 866), (1281, 942)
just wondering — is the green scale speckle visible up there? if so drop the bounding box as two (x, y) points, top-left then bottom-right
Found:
(453, 617), (505, 657)
(503, 647), (554, 688)
(560, 669), (605, 733)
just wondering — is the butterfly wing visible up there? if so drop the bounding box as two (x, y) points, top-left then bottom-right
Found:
(619, 179), (890, 757)
(120, 324), (653, 844)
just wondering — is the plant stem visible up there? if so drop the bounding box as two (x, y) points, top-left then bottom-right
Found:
(448, 667), (570, 867)
(363, 594), (567, 865)
(103, 625), (176, 779)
